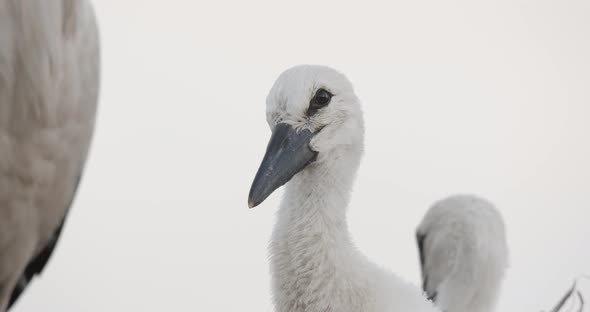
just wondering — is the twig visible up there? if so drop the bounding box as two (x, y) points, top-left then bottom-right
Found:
(548, 281), (577, 312)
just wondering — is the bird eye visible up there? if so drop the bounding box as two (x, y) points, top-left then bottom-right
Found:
(307, 88), (333, 115)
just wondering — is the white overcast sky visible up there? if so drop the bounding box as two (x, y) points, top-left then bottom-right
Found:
(13, 0), (590, 311)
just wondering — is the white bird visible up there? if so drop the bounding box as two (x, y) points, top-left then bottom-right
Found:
(248, 65), (439, 312)
(416, 195), (509, 312)
(0, 0), (99, 310)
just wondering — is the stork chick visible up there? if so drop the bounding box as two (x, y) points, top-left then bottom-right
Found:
(416, 195), (509, 312)
(248, 65), (439, 312)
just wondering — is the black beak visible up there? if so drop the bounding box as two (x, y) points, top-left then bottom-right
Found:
(248, 123), (317, 208)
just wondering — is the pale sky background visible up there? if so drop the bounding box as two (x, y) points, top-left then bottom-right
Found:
(12, 0), (590, 311)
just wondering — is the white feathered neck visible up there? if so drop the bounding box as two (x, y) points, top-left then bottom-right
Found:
(268, 145), (438, 312)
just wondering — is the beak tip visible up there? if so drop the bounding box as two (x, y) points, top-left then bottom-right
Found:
(248, 124), (316, 211)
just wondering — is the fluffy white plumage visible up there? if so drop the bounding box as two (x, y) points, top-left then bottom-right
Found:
(0, 0), (99, 310)
(416, 195), (509, 312)
(257, 65), (439, 312)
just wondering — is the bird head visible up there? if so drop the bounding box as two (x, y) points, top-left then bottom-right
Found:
(248, 65), (364, 208)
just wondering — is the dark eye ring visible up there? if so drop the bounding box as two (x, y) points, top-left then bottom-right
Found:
(307, 88), (333, 115)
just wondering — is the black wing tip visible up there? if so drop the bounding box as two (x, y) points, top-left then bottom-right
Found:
(7, 276), (28, 309)
(7, 174), (82, 309)
(7, 219), (67, 309)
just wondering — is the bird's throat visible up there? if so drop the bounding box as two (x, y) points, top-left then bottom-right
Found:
(269, 155), (367, 311)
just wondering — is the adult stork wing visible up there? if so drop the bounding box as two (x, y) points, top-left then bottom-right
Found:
(0, 0), (100, 309)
